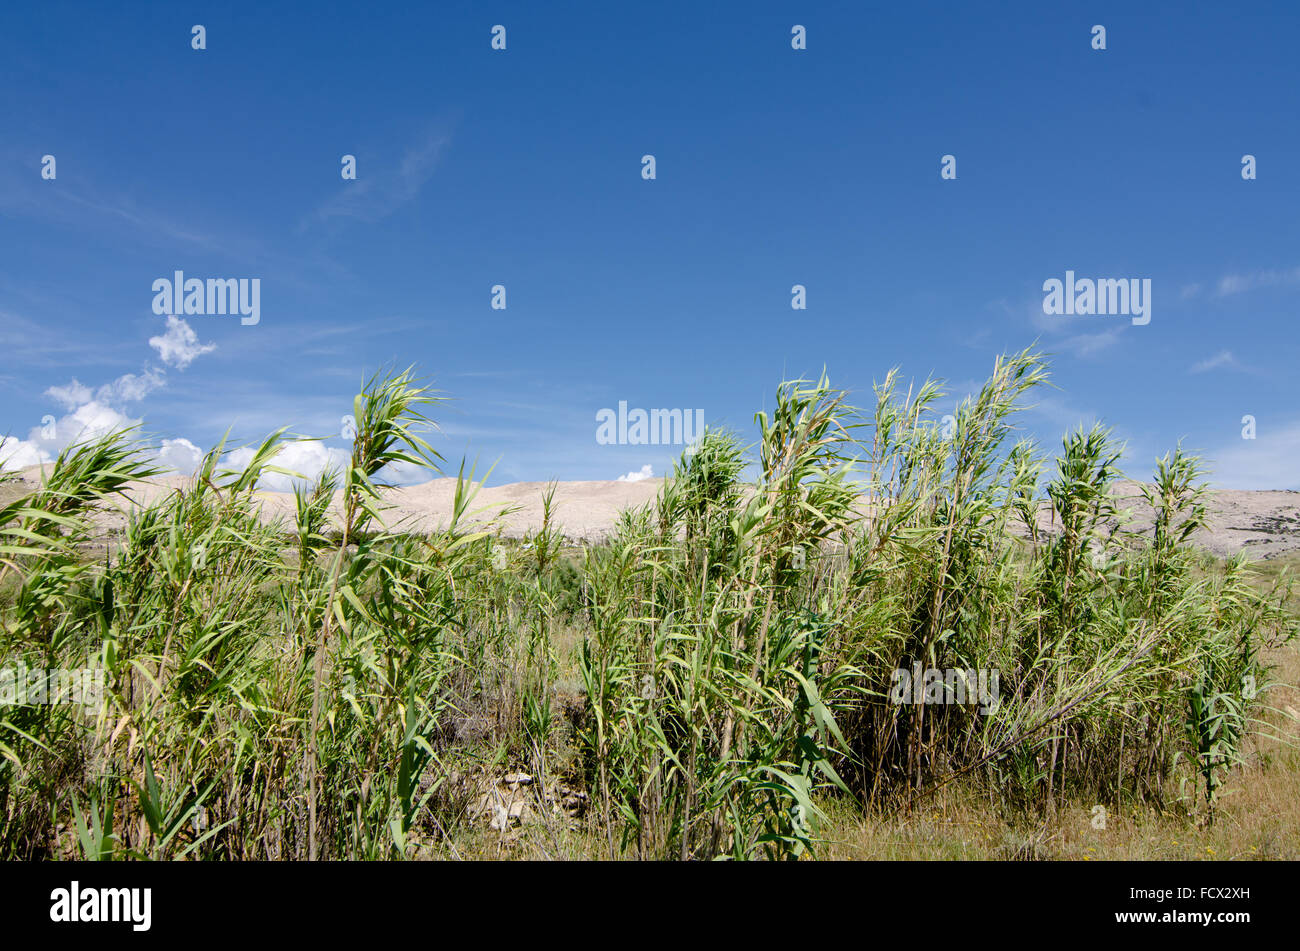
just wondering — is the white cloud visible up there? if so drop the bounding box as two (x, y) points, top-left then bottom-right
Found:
(172, 437), (434, 490)
(376, 457), (439, 487)
(157, 437), (205, 475)
(223, 440), (350, 493)
(4, 319), (214, 473)
(0, 436), (44, 471)
(63, 401), (138, 444)
(149, 315), (217, 369)
(45, 380), (94, 411)
(45, 368), (167, 411)
(0, 400), (140, 472)
(617, 464), (654, 483)
(98, 367), (167, 403)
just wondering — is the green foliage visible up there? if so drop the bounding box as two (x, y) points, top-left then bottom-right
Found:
(0, 355), (1294, 860)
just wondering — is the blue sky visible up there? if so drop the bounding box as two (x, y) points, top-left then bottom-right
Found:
(2, 1), (1298, 489)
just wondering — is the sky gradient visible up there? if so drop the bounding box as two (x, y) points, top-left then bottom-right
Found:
(2, 1), (1298, 489)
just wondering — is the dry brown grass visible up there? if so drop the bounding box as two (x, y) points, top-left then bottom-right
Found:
(819, 638), (1300, 861)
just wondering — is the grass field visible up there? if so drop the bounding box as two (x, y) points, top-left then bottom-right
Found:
(2, 350), (1296, 860)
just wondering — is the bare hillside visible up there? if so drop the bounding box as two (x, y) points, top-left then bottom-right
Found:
(5, 466), (1299, 558)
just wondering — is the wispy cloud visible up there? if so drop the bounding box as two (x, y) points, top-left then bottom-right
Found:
(0, 148), (236, 257)
(1023, 394), (1101, 434)
(1019, 295), (1128, 359)
(1215, 266), (1300, 297)
(1055, 329), (1122, 358)
(0, 146), (348, 296)
(309, 132), (450, 225)
(1204, 420), (1300, 490)
(0, 309), (133, 371)
(1189, 350), (1244, 374)
(46, 367), (167, 409)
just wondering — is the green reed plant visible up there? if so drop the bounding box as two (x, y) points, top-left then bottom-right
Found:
(1, 355), (1294, 861)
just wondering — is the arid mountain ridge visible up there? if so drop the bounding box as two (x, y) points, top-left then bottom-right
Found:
(6, 466), (1299, 560)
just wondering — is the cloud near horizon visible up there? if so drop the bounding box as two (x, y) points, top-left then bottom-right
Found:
(1203, 419), (1300, 491)
(617, 464), (654, 483)
(0, 315), (439, 493)
(0, 318), (215, 472)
